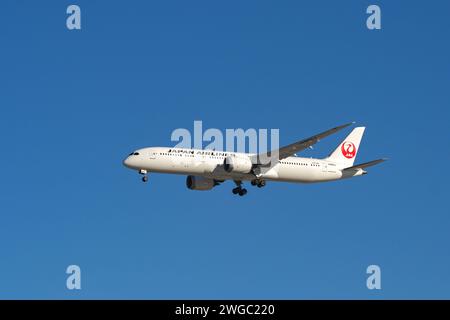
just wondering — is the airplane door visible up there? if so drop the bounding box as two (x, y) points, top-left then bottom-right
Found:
(201, 154), (208, 173)
(149, 151), (157, 159)
(181, 154), (191, 169)
(321, 161), (328, 172)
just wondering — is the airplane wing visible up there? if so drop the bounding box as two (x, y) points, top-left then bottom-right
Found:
(342, 158), (387, 171)
(252, 122), (354, 165)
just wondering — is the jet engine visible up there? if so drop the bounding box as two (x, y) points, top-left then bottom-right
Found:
(223, 156), (253, 174)
(186, 175), (216, 191)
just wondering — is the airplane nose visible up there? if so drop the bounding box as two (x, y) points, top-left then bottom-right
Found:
(123, 153), (142, 169)
(123, 156), (132, 168)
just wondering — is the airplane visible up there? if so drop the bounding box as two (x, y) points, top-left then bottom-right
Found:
(123, 123), (386, 196)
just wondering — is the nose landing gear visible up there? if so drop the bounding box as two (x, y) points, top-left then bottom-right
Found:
(139, 169), (148, 182)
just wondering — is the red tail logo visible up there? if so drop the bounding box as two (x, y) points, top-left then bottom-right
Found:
(341, 141), (356, 159)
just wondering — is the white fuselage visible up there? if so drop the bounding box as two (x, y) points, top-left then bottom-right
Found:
(123, 147), (362, 183)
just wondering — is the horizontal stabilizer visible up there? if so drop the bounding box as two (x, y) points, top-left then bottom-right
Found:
(343, 158), (387, 171)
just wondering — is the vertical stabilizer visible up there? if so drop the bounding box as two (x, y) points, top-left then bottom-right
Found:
(326, 127), (365, 168)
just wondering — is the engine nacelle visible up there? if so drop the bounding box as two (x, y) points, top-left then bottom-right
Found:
(186, 175), (216, 191)
(223, 156), (253, 174)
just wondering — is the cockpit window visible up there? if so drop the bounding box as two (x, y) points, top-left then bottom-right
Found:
(129, 152), (140, 156)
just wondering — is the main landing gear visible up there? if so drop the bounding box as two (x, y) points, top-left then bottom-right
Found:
(232, 180), (247, 196)
(139, 169), (148, 182)
(251, 179), (266, 188)
(232, 179), (266, 196)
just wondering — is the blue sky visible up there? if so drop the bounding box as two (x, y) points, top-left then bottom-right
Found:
(0, 0), (449, 299)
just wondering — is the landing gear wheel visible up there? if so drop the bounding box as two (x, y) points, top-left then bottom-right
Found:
(232, 187), (240, 194)
(238, 188), (247, 196)
(251, 180), (257, 186)
(257, 180), (266, 188)
(139, 169), (148, 182)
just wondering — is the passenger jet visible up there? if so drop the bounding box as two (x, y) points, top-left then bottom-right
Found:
(123, 123), (386, 196)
